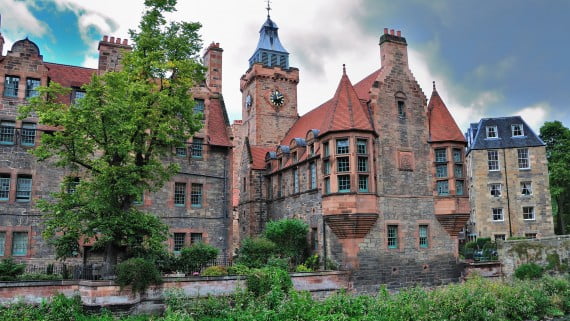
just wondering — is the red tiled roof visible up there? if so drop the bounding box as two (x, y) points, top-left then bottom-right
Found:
(250, 146), (273, 170)
(428, 88), (466, 142)
(207, 97), (232, 147)
(353, 68), (381, 101)
(281, 71), (374, 144)
(45, 63), (96, 104)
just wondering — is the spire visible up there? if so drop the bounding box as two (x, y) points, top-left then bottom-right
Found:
(342, 64), (346, 75)
(433, 80), (436, 92)
(248, 4), (290, 69)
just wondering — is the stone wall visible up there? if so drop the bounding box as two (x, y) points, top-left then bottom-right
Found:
(498, 235), (570, 277)
(0, 271), (349, 314)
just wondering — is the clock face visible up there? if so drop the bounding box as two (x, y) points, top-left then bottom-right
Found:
(245, 94), (253, 108)
(270, 90), (285, 107)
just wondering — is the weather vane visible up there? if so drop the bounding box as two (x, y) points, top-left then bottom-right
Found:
(266, 0), (272, 18)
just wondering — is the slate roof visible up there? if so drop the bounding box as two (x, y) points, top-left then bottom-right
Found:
(427, 86), (466, 143)
(467, 116), (545, 151)
(280, 69), (374, 145)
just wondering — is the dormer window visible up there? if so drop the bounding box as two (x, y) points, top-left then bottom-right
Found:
(511, 124), (524, 137)
(486, 126), (498, 138)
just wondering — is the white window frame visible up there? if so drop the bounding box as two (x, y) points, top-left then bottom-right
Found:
(511, 124), (524, 137)
(486, 126), (498, 139)
(521, 181), (532, 196)
(517, 148), (530, 169)
(488, 150), (500, 171)
(490, 183), (502, 197)
(523, 206), (535, 220)
(492, 208), (504, 221)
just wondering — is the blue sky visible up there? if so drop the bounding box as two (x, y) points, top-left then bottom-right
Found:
(1, 0), (568, 133)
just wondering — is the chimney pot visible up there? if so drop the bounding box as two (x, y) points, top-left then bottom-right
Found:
(397, 30), (401, 37)
(103, 35), (108, 42)
(109, 36), (115, 43)
(384, 28), (388, 34)
(122, 39), (128, 45)
(390, 29), (394, 35)
(116, 38), (121, 44)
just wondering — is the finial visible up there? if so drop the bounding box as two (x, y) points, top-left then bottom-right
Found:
(266, 0), (272, 18)
(432, 81), (436, 91)
(342, 64), (346, 75)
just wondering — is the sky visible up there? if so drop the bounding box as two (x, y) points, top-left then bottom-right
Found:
(1, 0), (569, 134)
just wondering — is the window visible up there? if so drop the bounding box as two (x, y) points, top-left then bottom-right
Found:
(3, 76), (19, 97)
(397, 101), (405, 118)
(25, 78), (40, 98)
(192, 138), (203, 158)
(357, 139), (367, 154)
(21, 123), (36, 146)
(453, 149), (462, 163)
(358, 175), (369, 192)
(292, 151), (297, 163)
(175, 146), (187, 157)
(436, 164), (448, 178)
(293, 169), (299, 193)
(517, 148), (530, 169)
(174, 182), (186, 206)
(490, 183), (502, 197)
(521, 181), (532, 196)
(336, 138), (349, 154)
(523, 206), (535, 220)
(492, 208), (504, 221)
(338, 175), (350, 193)
(525, 233), (537, 239)
(191, 184), (202, 208)
(456, 180), (464, 196)
(494, 234), (506, 241)
(173, 233), (185, 253)
(0, 121), (16, 145)
(323, 142), (330, 157)
(337, 157), (349, 172)
(72, 89), (86, 104)
(488, 150), (499, 171)
(193, 99), (205, 120)
(0, 174), (9, 201)
(324, 177), (330, 194)
(309, 144), (315, 157)
(12, 232), (28, 256)
(0, 232), (4, 256)
(419, 225), (428, 248)
(435, 149), (447, 163)
(309, 163), (317, 189)
(486, 126), (498, 138)
(358, 157), (368, 172)
(67, 177), (80, 194)
(454, 164), (463, 178)
(387, 225), (398, 249)
(323, 160), (331, 175)
(437, 180), (449, 196)
(311, 228), (318, 251)
(16, 175), (32, 202)
(191, 233), (203, 244)
(511, 124), (524, 137)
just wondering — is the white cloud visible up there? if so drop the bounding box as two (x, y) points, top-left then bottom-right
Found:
(512, 102), (550, 132)
(0, 0), (49, 37)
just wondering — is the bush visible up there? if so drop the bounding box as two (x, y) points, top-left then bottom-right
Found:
(295, 264), (312, 272)
(246, 267), (292, 297)
(227, 263), (251, 276)
(235, 237), (277, 268)
(0, 258), (25, 281)
(304, 254), (320, 271)
(151, 249), (180, 274)
(264, 218), (309, 264)
(202, 266), (228, 277)
(178, 243), (219, 274)
(17, 273), (62, 281)
(266, 256), (290, 271)
(515, 262), (544, 280)
(116, 257), (162, 294)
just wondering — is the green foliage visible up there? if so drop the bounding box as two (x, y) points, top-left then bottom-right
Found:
(246, 267), (293, 297)
(295, 264), (312, 272)
(17, 273), (62, 281)
(235, 237), (277, 268)
(227, 263), (251, 276)
(264, 218), (309, 265)
(0, 258), (26, 281)
(115, 257), (162, 294)
(201, 265), (227, 277)
(178, 243), (219, 273)
(266, 256), (290, 271)
(0, 294), (83, 321)
(18, 0), (204, 265)
(515, 262), (544, 280)
(304, 254), (320, 271)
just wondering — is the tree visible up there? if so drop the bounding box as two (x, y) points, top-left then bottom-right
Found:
(264, 218), (309, 265)
(540, 121), (570, 234)
(19, 0), (205, 266)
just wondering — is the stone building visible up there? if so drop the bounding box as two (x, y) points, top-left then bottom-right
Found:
(466, 116), (554, 240)
(0, 25), (233, 262)
(233, 15), (470, 290)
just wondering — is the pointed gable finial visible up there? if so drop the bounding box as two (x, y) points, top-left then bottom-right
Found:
(342, 64), (346, 75)
(433, 81), (436, 91)
(266, 0), (272, 18)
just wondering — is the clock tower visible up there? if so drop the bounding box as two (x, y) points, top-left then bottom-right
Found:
(240, 11), (299, 147)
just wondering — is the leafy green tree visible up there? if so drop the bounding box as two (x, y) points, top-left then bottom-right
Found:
(540, 121), (570, 234)
(19, 0), (205, 266)
(264, 218), (309, 265)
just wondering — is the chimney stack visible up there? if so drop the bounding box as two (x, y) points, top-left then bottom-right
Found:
(97, 35), (132, 73)
(379, 27), (408, 69)
(203, 42), (224, 94)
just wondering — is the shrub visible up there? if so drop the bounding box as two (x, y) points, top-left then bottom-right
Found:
(264, 218), (309, 264)
(304, 254), (320, 271)
(115, 257), (162, 294)
(178, 243), (219, 273)
(202, 266), (228, 277)
(17, 273), (62, 281)
(246, 267), (292, 297)
(227, 263), (251, 275)
(0, 258), (25, 281)
(235, 237), (277, 268)
(515, 262), (544, 280)
(266, 256), (290, 271)
(295, 264), (312, 272)
(152, 250), (179, 274)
